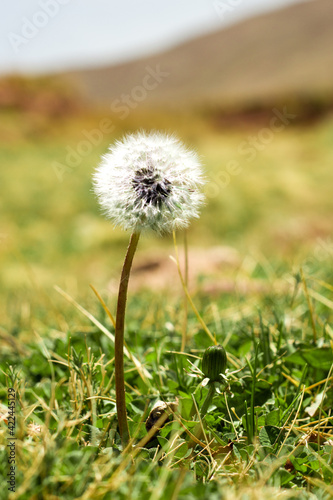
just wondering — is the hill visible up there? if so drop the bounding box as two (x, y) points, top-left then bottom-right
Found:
(65, 0), (333, 110)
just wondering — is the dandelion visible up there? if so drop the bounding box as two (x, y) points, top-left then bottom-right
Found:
(93, 131), (205, 447)
(93, 131), (204, 234)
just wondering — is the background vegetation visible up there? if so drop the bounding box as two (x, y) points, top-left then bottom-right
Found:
(0, 76), (333, 499)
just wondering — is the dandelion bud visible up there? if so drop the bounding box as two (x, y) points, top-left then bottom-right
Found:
(202, 345), (227, 382)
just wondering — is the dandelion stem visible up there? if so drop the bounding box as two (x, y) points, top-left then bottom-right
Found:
(115, 231), (140, 447)
(172, 231), (216, 345)
(200, 381), (216, 418)
(188, 382), (216, 451)
(181, 230), (189, 352)
(300, 267), (317, 344)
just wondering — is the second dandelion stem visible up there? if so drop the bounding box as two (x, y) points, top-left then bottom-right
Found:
(200, 382), (216, 418)
(115, 231), (140, 448)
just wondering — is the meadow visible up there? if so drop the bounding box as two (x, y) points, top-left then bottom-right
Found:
(1, 103), (333, 499)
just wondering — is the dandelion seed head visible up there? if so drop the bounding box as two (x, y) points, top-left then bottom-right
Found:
(93, 131), (205, 234)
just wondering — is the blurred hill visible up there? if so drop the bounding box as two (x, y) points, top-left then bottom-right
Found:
(64, 0), (333, 112)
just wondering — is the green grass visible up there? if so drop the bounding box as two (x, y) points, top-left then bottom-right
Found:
(1, 274), (333, 499)
(1, 109), (333, 499)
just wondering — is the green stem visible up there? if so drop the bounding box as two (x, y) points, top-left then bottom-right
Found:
(200, 382), (216, 418)
(188, 382), (216, 449)
(181, 230), (188, 352)
(115, 231), (140, 448)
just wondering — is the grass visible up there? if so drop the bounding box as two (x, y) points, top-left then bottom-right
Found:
(1, 106), (333, 499)
(1, 270), (333, 499)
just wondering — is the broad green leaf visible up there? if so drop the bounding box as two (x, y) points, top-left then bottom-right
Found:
(265, 409), (280, 426)
(285, 347), (333, 370)
(278, 468), (295, 486)
(259, 426), (281, 448)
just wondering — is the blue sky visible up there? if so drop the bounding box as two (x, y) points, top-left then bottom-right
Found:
(0, 0), (308, 75)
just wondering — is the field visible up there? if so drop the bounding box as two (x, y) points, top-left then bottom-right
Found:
(1, 104), (333, 499)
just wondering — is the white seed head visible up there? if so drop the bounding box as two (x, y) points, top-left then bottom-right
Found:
(93, 131), (205, 234)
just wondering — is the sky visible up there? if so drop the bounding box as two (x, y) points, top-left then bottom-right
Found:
(0, 0), (309, 75)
